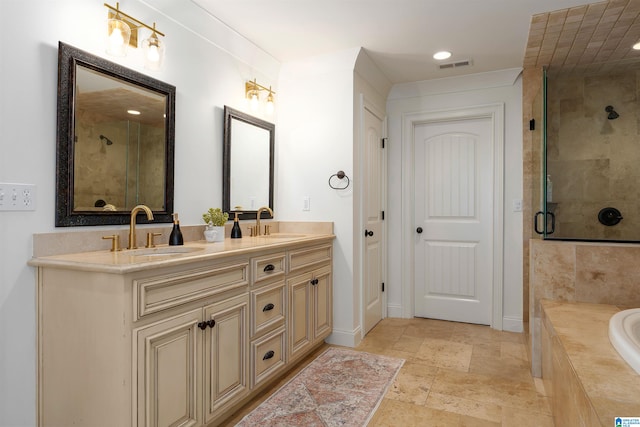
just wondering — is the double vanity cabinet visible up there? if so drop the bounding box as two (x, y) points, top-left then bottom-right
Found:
(30, 231), (334, 427)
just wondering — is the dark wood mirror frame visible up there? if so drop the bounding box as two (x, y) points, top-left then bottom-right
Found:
(223, 106), (275, 221)
(55, 42), (176, 226)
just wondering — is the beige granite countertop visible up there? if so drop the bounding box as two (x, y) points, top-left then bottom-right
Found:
(541, 300), (640, 423)
(29, 230), (334, 274)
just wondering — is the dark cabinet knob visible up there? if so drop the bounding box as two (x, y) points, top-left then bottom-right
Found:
(263, 350), (275, 360)
(310, 278), (319, 285)
(263, 303), (275, 312)
(197, 321), (207, 330)
(416, 227), (423, 234)
(263, 264), (275, 272)
(364, 230), (374, 237)
(207, 319), (216, 328)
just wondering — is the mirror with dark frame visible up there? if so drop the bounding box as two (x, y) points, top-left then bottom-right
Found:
(223, 106), (274, 221)
(55, 42), (176, 226)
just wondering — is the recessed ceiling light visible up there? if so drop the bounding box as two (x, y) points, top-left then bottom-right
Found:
(433, 51), (452, 60)
(633, 41), (640, 50)
(127, 110), (141, 115)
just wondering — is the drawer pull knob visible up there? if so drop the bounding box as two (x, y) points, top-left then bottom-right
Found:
(311, 278), (319, 285)
(263, 350), (275, 360)
(263, 303), (275, 312)
(207, 319), (216, 328)
(263, 264), (275, 272)
(197, 321), (208, 330)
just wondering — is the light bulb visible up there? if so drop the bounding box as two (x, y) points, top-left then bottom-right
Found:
(266, 92), (274, 114)
(250, 93), (259, 111)
(106, 19), (130, 56)
(147, 44), (160, 63)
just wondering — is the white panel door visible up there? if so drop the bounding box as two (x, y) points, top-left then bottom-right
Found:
(414, 117), (493, 324)
(363, 105), (384, 334)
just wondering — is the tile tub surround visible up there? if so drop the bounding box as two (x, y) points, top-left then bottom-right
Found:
(529, 239), (640, 376)
(541, 300), (640, 425)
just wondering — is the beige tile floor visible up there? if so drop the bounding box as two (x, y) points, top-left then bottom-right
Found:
(224, 317), (554, 426)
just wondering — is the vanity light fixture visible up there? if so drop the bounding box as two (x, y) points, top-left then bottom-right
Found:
(104, 3), (166, 69)
(245, 79), (276, 114)
(433, 50), (452, 60)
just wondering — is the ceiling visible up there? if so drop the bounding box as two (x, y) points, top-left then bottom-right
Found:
(189, 0), (625, 84)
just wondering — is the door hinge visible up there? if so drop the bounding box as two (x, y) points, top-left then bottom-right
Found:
(381, 137), (387, 148)
(381, 210), (385, 220)
(382, 282), (385, 292)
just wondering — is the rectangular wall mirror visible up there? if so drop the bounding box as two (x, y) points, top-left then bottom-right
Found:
(56, 42), (176, 226)
(223, 106), (274, 220)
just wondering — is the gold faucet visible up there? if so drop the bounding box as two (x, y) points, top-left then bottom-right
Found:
(254, 206), (273, 236)
(128, 205), (154, 249)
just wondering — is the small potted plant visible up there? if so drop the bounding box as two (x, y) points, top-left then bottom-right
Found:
(202, 208), (229, 242)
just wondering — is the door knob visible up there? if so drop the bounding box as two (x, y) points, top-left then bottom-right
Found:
(416, 227), (423, 234)
(364, 230), (374, 237)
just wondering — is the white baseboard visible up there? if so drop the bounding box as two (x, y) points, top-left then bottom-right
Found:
(326, 326), (362, 348)
(386, 304), (404, 318)
(503, 316), (523, 333)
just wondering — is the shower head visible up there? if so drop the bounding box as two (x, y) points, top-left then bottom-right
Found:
(99, 134), (114, 145)
(605, 105), (619, 120)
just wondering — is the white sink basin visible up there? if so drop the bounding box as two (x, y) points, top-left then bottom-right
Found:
(609, 308), (640, 374)
(129, 246), (204, 257)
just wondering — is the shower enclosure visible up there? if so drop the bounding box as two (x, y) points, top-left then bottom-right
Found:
(540, 66), (640, 242)
(73, 119), (165, 211)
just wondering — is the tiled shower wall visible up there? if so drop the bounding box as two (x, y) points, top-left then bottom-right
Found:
(546, 70), (640, 240)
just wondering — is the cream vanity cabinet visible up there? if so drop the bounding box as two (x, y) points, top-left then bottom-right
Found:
(33, 236), (333, 427)
(287, 244), (333, 362)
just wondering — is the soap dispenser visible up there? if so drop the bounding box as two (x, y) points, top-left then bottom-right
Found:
(231, 212), (242, 239)
(169, 213), (184, 246)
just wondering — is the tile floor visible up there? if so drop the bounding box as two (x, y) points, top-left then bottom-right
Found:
(224, 317), (554, 426)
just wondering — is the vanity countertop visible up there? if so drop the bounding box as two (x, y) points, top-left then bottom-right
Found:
(28, 233), (334, 274)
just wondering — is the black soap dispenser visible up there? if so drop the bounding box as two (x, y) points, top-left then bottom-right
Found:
(169, 213), (184, 245)
(231, 212), (242, 239)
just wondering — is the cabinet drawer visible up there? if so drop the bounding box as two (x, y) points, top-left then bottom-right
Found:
(252, 253), (286, 286)
(251, 281), (286, 337)
(251, 327), (286, 388)
(288, 244), (332, 274)
(134, 262), (249, 320)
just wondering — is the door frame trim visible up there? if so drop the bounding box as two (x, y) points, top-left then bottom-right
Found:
(400, 103), (504, 329)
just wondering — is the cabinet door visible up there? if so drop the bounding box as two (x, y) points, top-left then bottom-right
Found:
(203, 294), (249, 424)
(287, 273), (313, 361)
(312, 265), (333, 341)
(135, 308), (202, 427)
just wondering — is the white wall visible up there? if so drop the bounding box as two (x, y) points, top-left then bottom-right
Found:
(385, 69), (525, 331)
(0, 1), (279, 425)
(275, 48), (361, 345)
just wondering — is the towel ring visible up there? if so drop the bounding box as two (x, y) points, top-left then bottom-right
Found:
(329, 170), (350, 190)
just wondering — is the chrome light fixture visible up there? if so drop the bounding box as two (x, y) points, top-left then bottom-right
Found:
(104, 3), (166, 69)
(245, 79), (276, 113)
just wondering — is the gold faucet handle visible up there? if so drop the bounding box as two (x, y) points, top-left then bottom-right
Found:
(248, 226), (257, 237)
(264, 225), (271, 236)
(102, 234), (121, 252)
(146, 232), (162, 248)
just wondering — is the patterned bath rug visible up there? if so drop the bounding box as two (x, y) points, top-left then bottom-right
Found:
(235, 347), (404, 427)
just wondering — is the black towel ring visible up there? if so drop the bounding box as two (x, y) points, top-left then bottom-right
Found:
(329, 170), (350, 190)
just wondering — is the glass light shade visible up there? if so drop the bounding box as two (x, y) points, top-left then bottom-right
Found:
(106, 18), (131, 56)
(266, 92), (274, 114)
(249, 91), (259, 111)
(142, 34), (165, 70)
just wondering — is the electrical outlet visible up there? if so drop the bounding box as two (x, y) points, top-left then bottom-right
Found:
(0, 183), (37, 211)
(303, 196), (310, 211)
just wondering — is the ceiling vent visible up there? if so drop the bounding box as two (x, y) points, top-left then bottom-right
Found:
(438, 59), (472, 70)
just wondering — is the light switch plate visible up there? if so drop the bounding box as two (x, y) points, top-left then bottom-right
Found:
(303, 196), (310, 211)
(0, 183), (37, 211)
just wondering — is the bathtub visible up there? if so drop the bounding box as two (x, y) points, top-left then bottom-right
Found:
(609, 308), (640, 375)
